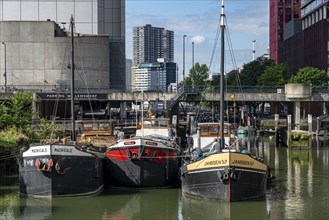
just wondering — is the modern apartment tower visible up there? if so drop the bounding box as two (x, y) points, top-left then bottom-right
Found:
(269, 0), (300, 63)
(132, 58), (177, 92)
(133, 24), (174, 65)
(0, 0), (125, 90)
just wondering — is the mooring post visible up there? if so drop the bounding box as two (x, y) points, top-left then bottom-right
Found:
(287, 114), (292, 134)
(308, 114), (312, 134)
(294, 101), (301, 130)
(274, 114), (279, 130)
(316, 116), (319, 136)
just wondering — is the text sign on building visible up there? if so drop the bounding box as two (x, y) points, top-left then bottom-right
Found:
(37, 93), (108, 100)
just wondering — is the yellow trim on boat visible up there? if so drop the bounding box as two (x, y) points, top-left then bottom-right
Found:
(186, 152), (267, 171)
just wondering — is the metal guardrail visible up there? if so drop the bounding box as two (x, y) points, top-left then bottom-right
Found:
(2, 84), (329, 94)
(0, 85), (285, 93)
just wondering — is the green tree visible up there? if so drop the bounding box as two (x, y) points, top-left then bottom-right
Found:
(226, 69), (240, 86)
(33, 118), (62, 140)
(289, 67), (328, 87)
(0, 101), (10, 130)
(0, 91), (34, 133)
(227, 58), (275, 86)
(258, 63), (292, 87)
(184, 63), (209, 88)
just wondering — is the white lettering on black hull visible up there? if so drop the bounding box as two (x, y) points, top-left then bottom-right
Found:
(23, 145), (51, 157)
(54, 148), (73, 153)
(31, 148), (47, 153)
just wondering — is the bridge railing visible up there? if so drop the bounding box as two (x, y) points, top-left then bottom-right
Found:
(2, 84), (329, 94)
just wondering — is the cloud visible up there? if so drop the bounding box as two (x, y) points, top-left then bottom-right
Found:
(125, 0), (270, 75)
(191, 36), (206, 44)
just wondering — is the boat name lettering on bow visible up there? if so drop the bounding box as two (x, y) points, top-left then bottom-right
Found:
(145, 141), (157, 146)
(31, 148), (47, 153)
(54, 147), (73, 153)
(24, 159), (34, 166)
(204, 159), (227, 166)
(232, 160), (254, 166)
(124, 141), (136, 145)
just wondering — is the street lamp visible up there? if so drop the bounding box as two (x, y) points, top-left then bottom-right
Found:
(192, 41), (195, 88)
(2, 42), (7, 92)
(252, 39), (256, 61)
(183, 35), (186, 82)
(192, 41), (194, 68)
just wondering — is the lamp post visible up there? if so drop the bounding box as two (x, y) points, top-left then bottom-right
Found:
(183, 35), (186, 82)
(2, 42), (7, 92)
(192, 41), (194, 68)
(252, 39), (256, 61)
(192, 41), (195, 88)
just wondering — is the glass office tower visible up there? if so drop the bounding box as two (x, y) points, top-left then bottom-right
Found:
(0, 0), (125, 90)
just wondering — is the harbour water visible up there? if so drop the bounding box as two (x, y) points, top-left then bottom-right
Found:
(1, 135), (329, 220)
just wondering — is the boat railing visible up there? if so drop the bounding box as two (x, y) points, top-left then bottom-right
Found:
(32, 119), (137, 133)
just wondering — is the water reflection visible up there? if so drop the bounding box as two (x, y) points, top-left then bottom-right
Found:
(1, 136), (329, 220)
(267, 137), (329, 220)
(18, 188), (179, 220)
(180, 193), (269, 220)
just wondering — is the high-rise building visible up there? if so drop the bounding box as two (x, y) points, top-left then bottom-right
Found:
(133, 24), (174, 65)
(0, 0), (125, 90)
(281, 0), (329, 74)
(269, 0), (300, 63)
(126, 59), (132, 91)
(132, 58), (176, 92)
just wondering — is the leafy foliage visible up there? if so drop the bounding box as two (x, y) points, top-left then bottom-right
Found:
(0, 91), (34, 132)
(184, 63), (210, 87)
(0, 128), (28, 148)
(226, 69), (240, 86)
(289, 67), (328, 87)
(258, 63), (292, 87)
(0, 91), (63, 142)
(240, 58), (274, 86)
(33, 118), (62, 140)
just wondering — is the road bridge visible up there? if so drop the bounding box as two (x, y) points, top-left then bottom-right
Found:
(1, 84), (328, 128)
(103, 90), (329, 102)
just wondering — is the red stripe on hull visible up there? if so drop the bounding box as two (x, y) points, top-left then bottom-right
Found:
(106, 147), (178, 162)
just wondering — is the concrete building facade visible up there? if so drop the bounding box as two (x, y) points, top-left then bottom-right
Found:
(0, 21), (110, 91)
(0, 0), (125, 90)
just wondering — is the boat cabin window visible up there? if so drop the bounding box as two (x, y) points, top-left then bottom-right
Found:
(98, 123), (109, 130)
(142, 119), (169, 128)
(210, 126), (219, 135)
(82, 123), (94, 131)
(200, 126), (209, 135)
(82, 123), (109, 131)
(200, 124), (229, 136)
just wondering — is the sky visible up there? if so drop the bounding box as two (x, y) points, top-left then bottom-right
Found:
(125, 0), (269, 81)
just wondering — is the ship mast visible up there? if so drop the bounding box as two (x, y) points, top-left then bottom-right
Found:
(70, 16), (76, 141)
(220, 0), (225, 149)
